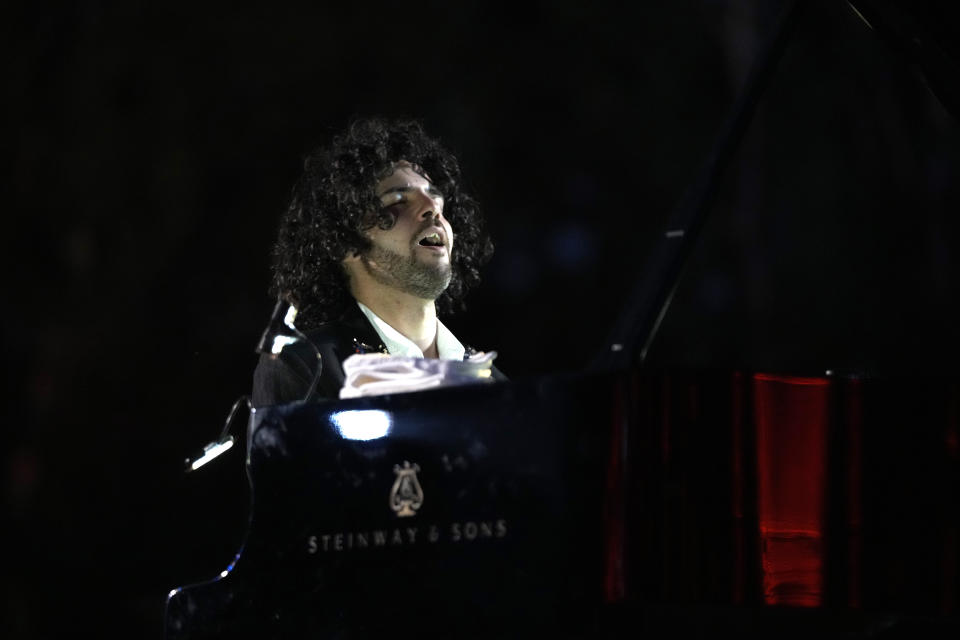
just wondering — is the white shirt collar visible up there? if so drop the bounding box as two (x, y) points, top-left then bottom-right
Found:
(356, 301), (465, 361)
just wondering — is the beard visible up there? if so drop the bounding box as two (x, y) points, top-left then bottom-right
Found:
(360, 244), (452, 301)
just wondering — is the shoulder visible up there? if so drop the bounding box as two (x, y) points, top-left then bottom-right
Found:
(251, 306), (385, 406)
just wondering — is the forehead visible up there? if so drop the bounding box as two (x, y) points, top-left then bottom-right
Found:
(376, 162), (432, 192)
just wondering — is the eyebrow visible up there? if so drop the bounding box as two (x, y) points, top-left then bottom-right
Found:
(378, 184), (444, 198)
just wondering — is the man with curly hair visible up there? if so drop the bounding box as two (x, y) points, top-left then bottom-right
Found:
(252, 118), (502, 405)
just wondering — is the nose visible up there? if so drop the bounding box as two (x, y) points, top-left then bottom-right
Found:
(414, 189), (443, 221)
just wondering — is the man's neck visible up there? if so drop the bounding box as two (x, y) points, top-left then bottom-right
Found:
(352, 285), (439, 358)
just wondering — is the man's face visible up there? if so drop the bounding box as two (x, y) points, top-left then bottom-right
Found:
(352, 162), (454, 300)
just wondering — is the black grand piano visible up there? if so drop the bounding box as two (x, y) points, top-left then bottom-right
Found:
(165, 371), (958, 638)
(166, 2), (960, 637)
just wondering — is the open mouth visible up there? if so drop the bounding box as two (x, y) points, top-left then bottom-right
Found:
(418, 233), (445, 247)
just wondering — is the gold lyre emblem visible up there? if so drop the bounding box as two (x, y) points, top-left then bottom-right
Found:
(390, 461), (424, 517)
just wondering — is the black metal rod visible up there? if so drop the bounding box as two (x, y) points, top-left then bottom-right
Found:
(592, 0), (806, 372)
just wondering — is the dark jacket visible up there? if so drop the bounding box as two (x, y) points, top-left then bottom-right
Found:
(252, 304), (505, 406)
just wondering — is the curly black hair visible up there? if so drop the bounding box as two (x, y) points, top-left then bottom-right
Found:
(270, 117), (494, 330)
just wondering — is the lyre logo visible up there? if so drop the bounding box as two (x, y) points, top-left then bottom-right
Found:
(390, 461), (424, 517)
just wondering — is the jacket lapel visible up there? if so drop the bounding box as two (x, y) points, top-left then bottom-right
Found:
(337, 303), (388, 355)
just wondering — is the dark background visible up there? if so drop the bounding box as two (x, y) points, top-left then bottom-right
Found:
(4, 0), (959, 637)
